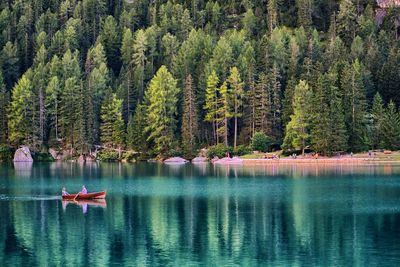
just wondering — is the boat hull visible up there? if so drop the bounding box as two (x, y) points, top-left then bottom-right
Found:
(62, 191), (106, 200)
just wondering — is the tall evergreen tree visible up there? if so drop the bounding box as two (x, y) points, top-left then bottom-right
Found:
(100, 93), (125, 152)
(282, 80), (312, 155)
(381, 101), (400, 150)
(204, 70), (220, 145)
(0, 72), (9, 143)
(126, 103), (147, 152)
(181, 74), (199, 158)
(227, 67), (244, 149)
(341, 60), (368, 152)
(145, 66), (179, 155)
(371, 92), (385, 149)
(8, 75), (33, 146)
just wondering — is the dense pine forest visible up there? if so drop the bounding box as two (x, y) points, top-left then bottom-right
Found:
(0, 0), (400, 159)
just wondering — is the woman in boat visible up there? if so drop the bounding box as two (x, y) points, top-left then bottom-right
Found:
(80, 185), (87, 194)
(62, 187), (69, 196)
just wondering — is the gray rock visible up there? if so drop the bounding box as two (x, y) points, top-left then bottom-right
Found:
(13, 146), (33, 162)
(48, 148), (61, 160)
(164, 157), (189, 164)
(192, 156), (208, 163)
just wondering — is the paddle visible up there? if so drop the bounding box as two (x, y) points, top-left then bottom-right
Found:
(73, 192), (80, 201)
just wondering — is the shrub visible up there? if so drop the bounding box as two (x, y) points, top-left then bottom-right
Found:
(251, 132), (273, 152)
(122, 151), (137, 162)
(98, 151), (119, 161)
(233, 145), (251, 156)
(33, 152), (54, 162)
(207, 144), (233, 158)
(0, 144), (13, 162)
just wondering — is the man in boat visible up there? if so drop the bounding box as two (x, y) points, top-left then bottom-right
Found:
(62, 187), (69, 196)
(80, 185), (87, 194)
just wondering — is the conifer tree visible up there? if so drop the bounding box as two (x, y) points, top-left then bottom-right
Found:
(204, 71), (219, 144)
(1, 41), (19, 89)
(100, 93), (125, 152)
(216, 81), (232, 146)
(341, 60), (368, 152)
(381, 101), (400, 150)
(181, 75), (199, 158)
(144, 66), (179, 155)
(371, 93), (385, 149)
(282, 80), (312, 155)
(132, 29), (147, 100)
(227, 67), (244, 149)
(0, 72), (8, 143)
(126, 104), (147, 152)
(8, 75), (33, 146)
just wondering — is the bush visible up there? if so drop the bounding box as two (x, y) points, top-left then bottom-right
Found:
(0, 144), (13, 162)
(207, 144), (233, 158)
(33, 152), (54, 162)
(233, 145), (251, 156)
(98, 151), (119, 161)
(251, 132), (273, 152)
(122, 151), (137, 162)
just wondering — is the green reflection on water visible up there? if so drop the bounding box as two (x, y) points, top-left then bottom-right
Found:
(1, 162), (400, 266)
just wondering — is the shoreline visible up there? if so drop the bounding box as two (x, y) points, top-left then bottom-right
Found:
(241, 157), (400, 165)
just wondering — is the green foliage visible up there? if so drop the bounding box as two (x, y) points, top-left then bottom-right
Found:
(145, 66), (179, 156)
(122, 151), (137, 162)
(100, 93), (125, 149)
(1, 0), (400, 157)
(98, 150), (119, 162)
(32, 152), (54, 162)
(251, 132), (273, 152)
(207, 144), (233, 159)
(234, 145), (251, 156)
(282, 80), (312, 154)
(0, 144), (13, 162)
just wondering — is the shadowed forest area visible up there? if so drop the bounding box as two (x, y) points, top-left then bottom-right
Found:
(0, 0), (400, 160)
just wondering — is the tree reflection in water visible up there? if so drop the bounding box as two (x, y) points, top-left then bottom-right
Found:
(0, 162), (400, 266)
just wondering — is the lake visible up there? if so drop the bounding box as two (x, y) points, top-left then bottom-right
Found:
(1, 162), (400, 266)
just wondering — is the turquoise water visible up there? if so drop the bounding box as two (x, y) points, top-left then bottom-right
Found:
(1, 162), (400, 266)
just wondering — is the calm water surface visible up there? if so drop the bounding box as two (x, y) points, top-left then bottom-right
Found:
(1, 162), (400, 266)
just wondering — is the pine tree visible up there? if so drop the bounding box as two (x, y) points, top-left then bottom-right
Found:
(1, 42), (19, 89)
(227, 67), (244, 149)
(297, 0), (313, 30)
(381, 101), (400, 150)
(216, 81), (232, 146)
(100, 93), (125, 151)
(371, 92), (385, 149)
(267, 0), (279, 32)
(99, 15), (121, 74)
(0, 72), (9, 143)
(126, 104), (147, 152)
(45, 76), (60, 141)
(337, 0), (358, 46)
(132, 29), (147, 101)
(341, 60), (368, 152)
(8, 75), (33, 146)
(282, 80), (312, 155)
(204, 71), (219, 145)
(181, 74), (199, 158)
(144, 66), (179, 156)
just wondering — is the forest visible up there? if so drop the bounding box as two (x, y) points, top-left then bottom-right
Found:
(0, 0), (400, 159)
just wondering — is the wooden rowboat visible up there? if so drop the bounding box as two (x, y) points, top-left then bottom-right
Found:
(62, 191), (106, 200)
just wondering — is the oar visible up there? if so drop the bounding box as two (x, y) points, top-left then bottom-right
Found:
(73, 192), (80, 201)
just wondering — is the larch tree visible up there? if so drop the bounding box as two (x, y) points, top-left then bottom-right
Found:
(282, 80), (312, 155)
(8, 75), (33, 146)
(227, 67), (244, 149)
(216, 81), (232, 147)
(181, 74), (199, 158)
(204, 70), (220, 145)
(144, 66), (179, 156)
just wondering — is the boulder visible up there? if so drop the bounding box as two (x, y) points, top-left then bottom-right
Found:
(192, 156), (208, 163)
(48, 148), (61, 160)
(213, 156), (243, 165)
(13, 146), (33, 162)
(164, 157), (189, 164)
(77, 155), (85, 163)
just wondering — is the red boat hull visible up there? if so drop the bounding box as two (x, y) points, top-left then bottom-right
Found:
(62, 191), (106, 200)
